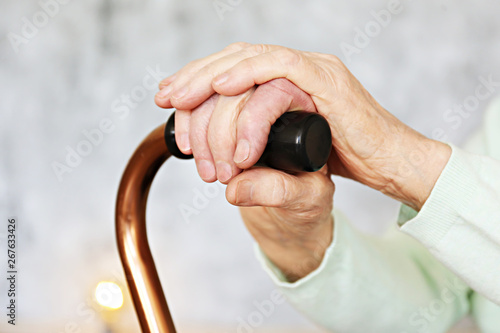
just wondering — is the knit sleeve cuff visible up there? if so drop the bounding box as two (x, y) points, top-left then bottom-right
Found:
(254, 209), (348, 290)
(399, 144), (478, 249)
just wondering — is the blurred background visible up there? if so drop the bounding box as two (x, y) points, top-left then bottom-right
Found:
(1, 0), (499, 332)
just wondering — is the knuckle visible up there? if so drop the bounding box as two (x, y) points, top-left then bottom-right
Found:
(249, 43), (271, 55)
(207, 124), (229, 155)
(237, 57), (258, 77)
(185, 57), (203, 70)
(325, 53), (342, 64)
(296, 176), (335, 219)
(323, 179), (335, 201)
(325, 54), (348, 76)
(188, 125), (205, 149)
(226, 42), (251, 52)
(198, 60), (218, 77)
(312, 174), (334, 199)
(270, 174), (289, 206)
(179, 59), (203, 78)
(276, 48), (302, 67)
(206, 124), (220, 147)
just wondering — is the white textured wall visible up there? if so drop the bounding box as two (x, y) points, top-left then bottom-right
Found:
(1, 0), (499, 331)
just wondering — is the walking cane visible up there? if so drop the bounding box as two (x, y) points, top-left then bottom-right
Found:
(115, 110), (332, 333)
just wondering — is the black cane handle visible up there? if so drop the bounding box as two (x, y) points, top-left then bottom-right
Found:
(164, 111), (332, 173)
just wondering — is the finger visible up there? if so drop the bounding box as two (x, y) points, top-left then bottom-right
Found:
(233, 78), (317, 169)
(155, 84), (175, 109)
(155, 75), (177, 109)
(317, 164), (329, 176)
(189, 94), (220, 182)
(212, 49), (339, 108)
(155, 42), (252, 109)
(169, 44), (283, 110)
(174, 109), (192, 154)
(158, 74), (176, 90)
(225, 167), (335, 216)
(207, 88), (255, 184)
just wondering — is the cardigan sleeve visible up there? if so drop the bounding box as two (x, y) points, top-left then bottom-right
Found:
(399, 144), (500, 306)
(255, 209), (470, 333)
(399, 98), (500, 306)
(255, 98), (500, 332)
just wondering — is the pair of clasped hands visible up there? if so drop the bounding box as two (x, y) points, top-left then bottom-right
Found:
(155, 43), (451, 281)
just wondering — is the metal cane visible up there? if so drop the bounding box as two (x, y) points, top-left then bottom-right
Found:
(115, 111), (332, 333)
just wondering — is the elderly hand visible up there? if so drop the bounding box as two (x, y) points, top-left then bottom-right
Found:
(158, 77), (335, 281)
(155, 43), (451, 211)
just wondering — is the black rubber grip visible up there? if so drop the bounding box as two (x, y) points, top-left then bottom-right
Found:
(164, 111), (332, 172)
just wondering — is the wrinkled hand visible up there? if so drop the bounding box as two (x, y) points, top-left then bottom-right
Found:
(155, 43), (451, 211)
(157, 77), (334, 280)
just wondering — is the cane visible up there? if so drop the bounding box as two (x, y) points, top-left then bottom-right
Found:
(115, 111), (332, 333)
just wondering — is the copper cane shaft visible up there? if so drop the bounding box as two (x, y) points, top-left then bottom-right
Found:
(114, 112), (332, 332)
(115, 124), (176, 333)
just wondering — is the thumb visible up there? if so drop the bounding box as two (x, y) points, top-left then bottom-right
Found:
(233, 78), (317, 170)
(226, 167), (334, 217)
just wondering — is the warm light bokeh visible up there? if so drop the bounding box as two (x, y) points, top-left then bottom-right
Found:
(95, 281), (124, 310)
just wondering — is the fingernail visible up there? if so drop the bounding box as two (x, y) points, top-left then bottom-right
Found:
(172, 86), (188, 100)
(177, 133), (190, 152)
(197, 160), (216, 181)
(216, 161), (232, 183)
(157, 85), (172, 98)
(214, 73), (229, 86)
(236, 180), (253, 204)
(234, 139), (250, 164)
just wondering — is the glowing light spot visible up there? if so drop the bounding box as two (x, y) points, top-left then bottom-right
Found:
(95, 281), (124, 310)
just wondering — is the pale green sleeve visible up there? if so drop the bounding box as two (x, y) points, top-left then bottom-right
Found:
(255, 209), (470, 333)
(400, 99), (500, 308)
(254, 99), (500, 332)
(399, 144), (500, 306)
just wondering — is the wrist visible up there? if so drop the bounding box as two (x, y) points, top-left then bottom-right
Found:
(385, 135), (452, 211)
(253, 214), (334, 282)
